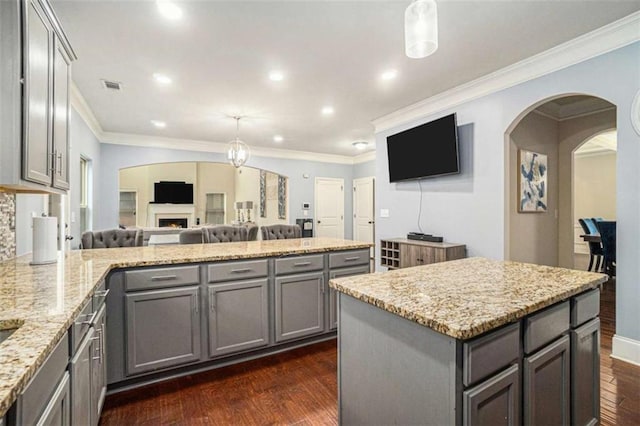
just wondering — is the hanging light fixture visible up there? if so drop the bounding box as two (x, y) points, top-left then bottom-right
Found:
(405, 0), (438, 59)
(227, 116), (251, 168)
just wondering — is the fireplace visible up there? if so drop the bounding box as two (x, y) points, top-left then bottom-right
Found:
(158, 218), (188, 228)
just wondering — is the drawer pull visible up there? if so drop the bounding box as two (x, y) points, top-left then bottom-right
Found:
(78, 311), (97, 326)
(231, 268), (253, 273)
(344, 256), (360, 261)
(94, 289), (110, 298)
(294, 261), (312, 267)
(150, 275), (178, 281)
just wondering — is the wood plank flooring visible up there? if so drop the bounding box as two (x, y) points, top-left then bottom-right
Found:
(100, 281), (639, 426)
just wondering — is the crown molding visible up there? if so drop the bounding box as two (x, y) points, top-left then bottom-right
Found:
(70, 81), (104, 140)
(353, 150), (376, 164)
(101, 132), (371, 165)
(372, 11), (640, 133)
(531, 105), (616, 122)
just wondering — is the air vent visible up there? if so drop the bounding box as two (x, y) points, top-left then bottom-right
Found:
(101, 79), (122, 91)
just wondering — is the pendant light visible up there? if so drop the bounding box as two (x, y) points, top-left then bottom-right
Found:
(227, 116), (250, 168)
(405, 0), (438, 59)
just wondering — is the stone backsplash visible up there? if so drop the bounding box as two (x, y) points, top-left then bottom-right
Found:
(0, 192), (17, 261)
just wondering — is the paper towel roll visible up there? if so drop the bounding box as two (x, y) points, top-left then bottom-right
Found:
(31, 216), (58, 265)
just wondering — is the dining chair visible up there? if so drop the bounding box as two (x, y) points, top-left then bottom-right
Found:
(578, 218), (603, 272)
(260, 224), (302, 240)
(81, 228), (143, 249)
(202, 225), (248, 243)
(595, 220), (616, 278)
(178, 229), (203, 244)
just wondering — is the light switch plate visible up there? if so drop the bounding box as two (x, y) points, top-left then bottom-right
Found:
(380, 209), (390, 218)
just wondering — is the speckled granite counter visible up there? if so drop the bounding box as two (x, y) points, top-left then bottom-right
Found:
(329, 257), (607, 340)
(0, 237), (371, 417)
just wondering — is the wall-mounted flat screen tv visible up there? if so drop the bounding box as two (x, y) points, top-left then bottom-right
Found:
(153, 181), (194, 204)
(386, 113), (460, 182)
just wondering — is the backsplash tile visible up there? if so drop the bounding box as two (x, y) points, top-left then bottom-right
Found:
(0, 192), (17, 261)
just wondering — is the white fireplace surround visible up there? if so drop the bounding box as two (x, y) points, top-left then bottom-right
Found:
(147, 204), (196, 228)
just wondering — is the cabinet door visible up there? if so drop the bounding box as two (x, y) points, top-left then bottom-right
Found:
(36, 371), (70, 426)
(275, 271), (325, 342)
(23, 0), (53, 186)
(400, 245), (436, 268)
(329, 265), (370, 330)
(524, 335), (571, 426)
(208, 279), (269, 358)
(70, 328), (94, 426)
(571, 318), (600, 426)
(463, 364), (520, 426)
(91, 305), (107, 426)
(51, 36), (70, 190)
(126, 287), (201, 376)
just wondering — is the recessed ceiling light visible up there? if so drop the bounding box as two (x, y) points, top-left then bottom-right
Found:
(352, 141), (368, 150)
(273, 135), (284, 143)
(156, 0), (183, 20)
(153, 73), (172, 85)
(269, 71), (284, 82)
(321, 106), (334, 116)
(381, 70), (398, 80)
(151, 120), (166, 128)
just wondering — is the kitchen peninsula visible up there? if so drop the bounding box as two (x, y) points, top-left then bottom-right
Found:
(0, 237), (371, 424)
(330, 257), (607, 425)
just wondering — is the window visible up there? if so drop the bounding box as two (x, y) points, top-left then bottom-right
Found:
(205, 193), (225, 225)
(80, 157), (91, 233)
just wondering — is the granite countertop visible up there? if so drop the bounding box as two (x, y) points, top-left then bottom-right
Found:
(329, 257), (607, 340)
(0, 237), (371, 417)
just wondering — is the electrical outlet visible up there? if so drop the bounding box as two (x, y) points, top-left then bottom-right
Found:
(380, 209), (390, 218)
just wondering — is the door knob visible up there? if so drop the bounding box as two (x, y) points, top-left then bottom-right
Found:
(368, 221), (374, 224)
(317, 220), (322, 224)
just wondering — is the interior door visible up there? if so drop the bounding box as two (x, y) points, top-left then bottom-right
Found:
(353, 177), (375, 260)
(315, 177), (344, 238)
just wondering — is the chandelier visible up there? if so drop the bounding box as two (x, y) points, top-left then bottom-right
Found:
(227, 116), (250, 168)
(405, 0), (438, 59)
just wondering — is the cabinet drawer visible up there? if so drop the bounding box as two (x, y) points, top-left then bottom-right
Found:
(329, 250), (369, 269)
(207, 259), (268, 283)
(17, 333), (69, 426)
(275, 254), (324, 275)
(463, 322), (520, 387)
(69, 299), (93, 356)
(524, 300), (570, 354)
(125, 265), (200, 291)
(92, 280), (108, 311)
(571, 288), (599, 328)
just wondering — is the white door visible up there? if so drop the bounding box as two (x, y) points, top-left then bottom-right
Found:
(353, 177), (375, 243)
(315, 177), (344, 239)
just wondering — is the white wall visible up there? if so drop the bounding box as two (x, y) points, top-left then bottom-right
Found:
(375, 42), (640, 348)
(574, 152), (617, 222)
(14, 194), (48, 256)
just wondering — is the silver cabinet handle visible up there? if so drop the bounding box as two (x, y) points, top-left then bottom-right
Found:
(209, 290), (216, 313)
(193, 291), (199, 314)
(91, 331), (101, 361)
(151, 275), (177, 281)
(49, 151), (57, 173)
(78, 311), (97, 326)
(320, 276), (325, 294)
(344, 256), (360, 261)
(294, 261), (312, 267)
(94, 289), (110, 297)
(231, 268), (252, 273)
(57, 152), (63, 176)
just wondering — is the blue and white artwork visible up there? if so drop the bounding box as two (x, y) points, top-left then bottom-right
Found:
(519, 150), (548, 212)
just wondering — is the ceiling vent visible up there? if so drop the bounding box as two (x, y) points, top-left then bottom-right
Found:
(101, 79), (122, 91)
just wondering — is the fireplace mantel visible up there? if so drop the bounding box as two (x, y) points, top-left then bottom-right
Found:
(147, 204), (196, 227)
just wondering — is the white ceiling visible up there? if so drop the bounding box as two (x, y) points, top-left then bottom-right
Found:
(52, 1), (640, 157)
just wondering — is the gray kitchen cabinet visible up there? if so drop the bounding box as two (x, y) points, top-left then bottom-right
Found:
(0, 0), (75, 192)
(69, 328), (94, 426)
(125, 286), (202, 376)
(90, 305), (107, 426)
(51, 36), (71, 190)
(524, 335), (571, 426)
(208, 278), (269, 358)
(35, 371), (70, 426)
(463, 364), (520, 426)
(571, 318), (600, 426)
(329, 265), (369, 330)
(275, 271), (325, 342)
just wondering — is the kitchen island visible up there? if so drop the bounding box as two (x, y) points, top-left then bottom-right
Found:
(0, 237), (371, 423)
(329, 257), (607, 425)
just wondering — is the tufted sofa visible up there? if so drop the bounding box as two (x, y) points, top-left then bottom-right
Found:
(260, 224), (302, 240)
(202, 225), (248, 243)
(81, 229), (143, 249)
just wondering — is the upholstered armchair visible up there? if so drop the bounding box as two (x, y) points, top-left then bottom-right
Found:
(202, 225), (249, 243)
(81, 228), (143, 249)
(260, 224), (302, 240)
(178, 229), (203, 244)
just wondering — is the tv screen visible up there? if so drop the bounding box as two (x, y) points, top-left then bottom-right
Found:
(154, 181), (193, 204)
(386, 113), (459, 182)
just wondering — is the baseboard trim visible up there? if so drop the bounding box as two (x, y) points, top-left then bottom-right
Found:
(611, 334), (640, 366)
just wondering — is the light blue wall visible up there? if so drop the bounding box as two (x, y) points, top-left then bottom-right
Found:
(99, 144), (356, 238)
(375, 42), (640, 342)
(69, 107), (101, 248)
(353, 159), (376, 179)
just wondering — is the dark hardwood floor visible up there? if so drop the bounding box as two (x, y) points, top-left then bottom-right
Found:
(100, 281), (639, 426)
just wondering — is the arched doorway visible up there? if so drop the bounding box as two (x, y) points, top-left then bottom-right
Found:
(504, 94), (616, 268)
